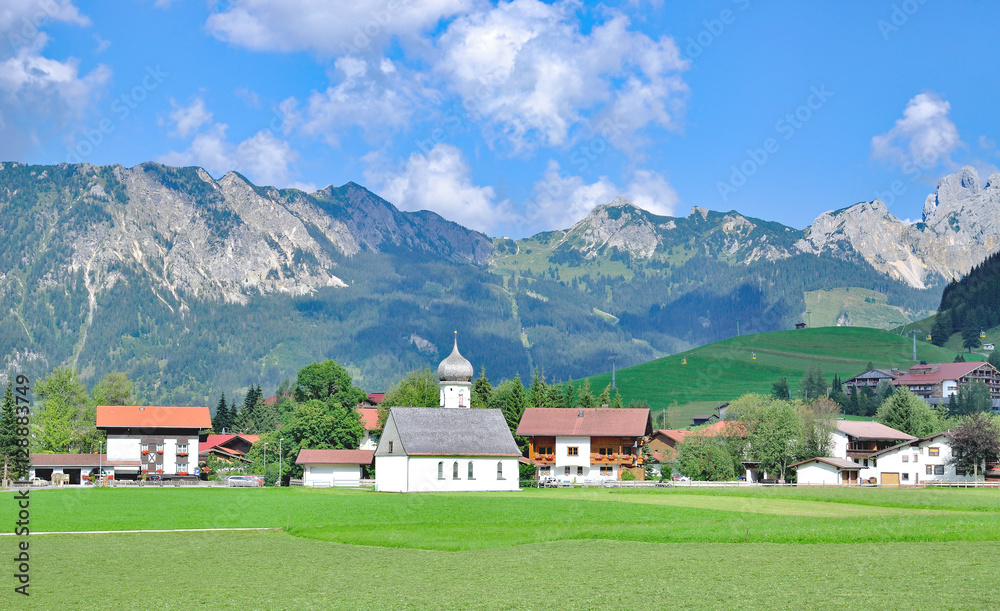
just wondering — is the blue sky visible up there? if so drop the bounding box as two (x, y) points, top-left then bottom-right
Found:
(2, 0), (997, 237)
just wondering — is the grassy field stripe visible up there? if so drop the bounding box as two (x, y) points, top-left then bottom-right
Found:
(0, 527), (281, 536)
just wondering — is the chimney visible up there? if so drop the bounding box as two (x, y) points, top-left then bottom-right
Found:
(578, 410), (584, 417)
(600, 403), (609, 409)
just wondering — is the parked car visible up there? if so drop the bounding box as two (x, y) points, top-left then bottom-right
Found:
(538, 476), (559, 488)
(226, 475), (258, 487)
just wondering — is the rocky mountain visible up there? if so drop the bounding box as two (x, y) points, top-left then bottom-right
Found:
(0, 162), (993, 404)
(800, 166), (1000, 289)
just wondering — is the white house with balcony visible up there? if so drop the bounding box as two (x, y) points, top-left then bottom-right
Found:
(97, 405), (211, 479)
(862, 432), (978, 485)
(516, 407), (652, 482)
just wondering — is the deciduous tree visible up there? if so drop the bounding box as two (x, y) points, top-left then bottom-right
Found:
(382, 368), (438, 408)
(90, 372), (134, 406)
(677, 434), (735, 481)
(949, 413), (1000, 481)
(33, 367), (99, 453)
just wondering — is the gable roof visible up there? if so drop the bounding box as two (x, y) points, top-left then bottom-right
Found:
(383, 407), (520, 456)
(846, 369), (901, 382)
(893, 362), (989, 386)
(652, 429), (688, 444)
(357, 407), (380, 431)
(693, 420), (750, 437)
(790, 456), (861, 470)
(96, 406), (212, 429)
(869, 431), (953, 458)
(296, 449), (375, 465)
(516, 408), (651, 437)
(199, 434), (257, 458)
(834, 420), (915, 441)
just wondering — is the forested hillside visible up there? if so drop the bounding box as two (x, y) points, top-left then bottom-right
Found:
(931, 251), (1000, 348)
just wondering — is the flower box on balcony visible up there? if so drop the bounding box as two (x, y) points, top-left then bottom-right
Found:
(595, 454), (606, 461)
(177, 452), (188, 457)
(545, 454), (554, 461)
(178, 471), (188, 476)
(157, 450), (163, 454)
(142, 450), (149, 455)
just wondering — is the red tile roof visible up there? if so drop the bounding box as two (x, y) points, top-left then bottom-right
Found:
(653, 429), (688, 444)
(295, 449), (375, 465)
(516, 408), (650, 437)
(367, 392), (386, 405)
(357, 407), (380, 430)
(31, 454), (140, 467)
(97, 406), (212, 429)
(835, 420), (915, 441)
(892, 362), (986, 386)
(790, 457), (861, 470)
(692, 420), (750, 437)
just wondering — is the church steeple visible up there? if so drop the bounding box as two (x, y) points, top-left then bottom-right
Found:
(437, 331), (473, 408)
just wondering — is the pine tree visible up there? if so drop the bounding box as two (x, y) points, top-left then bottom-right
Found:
(562, 381), (576, 409)
(472, 368), (493, 409)
(578, 379), (596, 409)
(213, 393), (230, 433)
(528, 368), (548, 408)
(611, 390), (624, 409)
(0, 383), (23, 482)
(598, 384), (611, 407)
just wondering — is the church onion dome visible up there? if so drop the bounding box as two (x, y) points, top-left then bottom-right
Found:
(438, 333), (474, 383)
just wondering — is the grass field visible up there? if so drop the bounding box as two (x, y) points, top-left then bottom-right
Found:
(6, 486), (1000, 609)
(581, 326), (980, 415)
(804, 287), (933, 328)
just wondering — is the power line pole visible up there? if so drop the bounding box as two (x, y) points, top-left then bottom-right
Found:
(736, 317), (740, 337)
(806, 310), (811, 327)
(609, 355), (618, 391)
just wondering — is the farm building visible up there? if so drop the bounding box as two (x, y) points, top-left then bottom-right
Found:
(29, 453), (141, 484)
(296, 449), (374, 487)
(860, 432), (978, 485)
(792, 457), (861, 485)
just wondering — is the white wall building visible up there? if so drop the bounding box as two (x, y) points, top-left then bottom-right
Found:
(97, 405), (210, 478)
(374, 335), (522, 492)
(296, 449), (374, 487)
(863, 433), (977, 485)
(792, 457), (861, 485)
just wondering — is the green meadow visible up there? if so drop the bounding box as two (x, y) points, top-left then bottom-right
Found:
(5, 486), (1000, 609)
(580, 326), (980, 420)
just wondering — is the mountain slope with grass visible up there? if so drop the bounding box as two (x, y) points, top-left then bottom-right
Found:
(578, 327), (978, 419)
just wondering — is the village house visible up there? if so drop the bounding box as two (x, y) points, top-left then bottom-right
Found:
(516, 407), (652, 482)
(891, 362), (1000, 407)
(97, 405), (212, 480)
(296, 449), (374, 487)
(830, 420), (915, 471)
(357, 407), (380, 450)
(648, 429), (687, 463)
(374, 334), (521, 492)
(859, 432), (978, 485)
(842, 368), (901, 395)
(199, 433), (259, 464)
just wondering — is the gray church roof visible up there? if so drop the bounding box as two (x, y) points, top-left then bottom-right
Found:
(381, 407), (520, 457)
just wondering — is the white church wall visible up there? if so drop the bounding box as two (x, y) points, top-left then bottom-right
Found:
(406, 457), (519, 492)
(375, 456), (409, 492)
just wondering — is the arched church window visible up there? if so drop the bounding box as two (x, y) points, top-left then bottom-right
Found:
(496, 461), (504, 480)
(468, 461), (475, 479)
(437, 461), (444, 480)
(453, 461), (460, 479)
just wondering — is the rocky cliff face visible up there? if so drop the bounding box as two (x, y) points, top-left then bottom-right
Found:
(800, 166), (1000, 288)
(2, 162), (491, 308)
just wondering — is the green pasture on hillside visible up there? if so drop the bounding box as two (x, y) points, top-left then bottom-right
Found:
(6, 486), (1000, 609)
(582, 326), (981, 415)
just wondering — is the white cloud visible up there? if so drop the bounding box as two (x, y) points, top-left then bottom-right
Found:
(0, 2), (110, 158)
(206, 0), (473, 55)
(93, 34), (111, 53)
(871, 92), (962, 171)
(436, 0), (688, 150)
(168, 97), (213, 138)
(287, 56), (435, 146)
(365, 143), (507, 233)
(524, 161), (679, 232)
(160, 103), (302, 188)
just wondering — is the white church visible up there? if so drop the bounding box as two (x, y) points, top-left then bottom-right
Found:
(374, 333), (522, 492)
